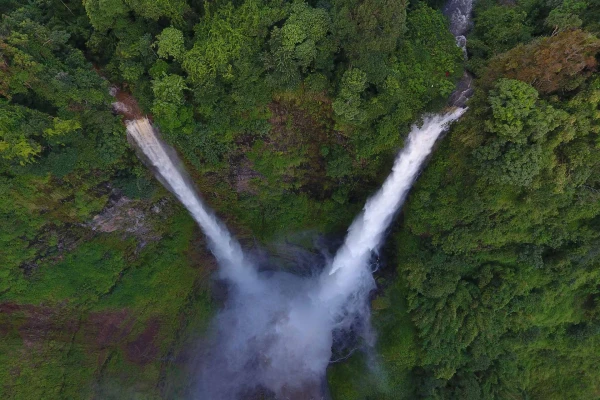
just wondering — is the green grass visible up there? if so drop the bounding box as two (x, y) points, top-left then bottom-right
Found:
(0, 207), (214, 399)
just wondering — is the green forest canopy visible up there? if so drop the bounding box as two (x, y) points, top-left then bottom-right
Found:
(0, 0), (599, 399)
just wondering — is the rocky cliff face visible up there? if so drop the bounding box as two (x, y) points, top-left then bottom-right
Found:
(88, 194), (167, 248)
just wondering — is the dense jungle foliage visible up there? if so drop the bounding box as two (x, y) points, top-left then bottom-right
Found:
(0, 0), (599, 399)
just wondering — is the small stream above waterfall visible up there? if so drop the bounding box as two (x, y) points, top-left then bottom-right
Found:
(444, 0), (474, 38)
(444, 0), (475, 107)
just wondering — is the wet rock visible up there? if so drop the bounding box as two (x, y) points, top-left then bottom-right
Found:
(18, 261), (39, 277)
(448, 72), (474, 107)
(443, 0), (475, 108)
(108, 85), (145, 121)
(231, 156), (261, 194)
(443, 0), (474, 37)
(90, 197), (145, 233)
(112, 101), (131, 115)
(88, 195), (162, 247)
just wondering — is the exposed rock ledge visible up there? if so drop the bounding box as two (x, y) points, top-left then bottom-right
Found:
(88, 194), (166, 247)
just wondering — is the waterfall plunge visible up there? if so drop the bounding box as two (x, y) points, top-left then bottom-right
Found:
(126, 119), (260, 291)
(127, 110), (464, 398)
(318, 109), (466, 314)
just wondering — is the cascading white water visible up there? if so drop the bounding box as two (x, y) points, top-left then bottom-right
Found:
(126, 118), (260, 290)
(319, 109), (466, 312)
(123, 0), (472, 397)
(126, 111), (466, 398)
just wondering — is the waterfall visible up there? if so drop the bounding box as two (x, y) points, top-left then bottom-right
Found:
(317, 0), (474, 297)
(126, 107), (466, 399)
(126, 118), (260, 290)
(125, 13), (470, 393)
(319, 109), (466, 312)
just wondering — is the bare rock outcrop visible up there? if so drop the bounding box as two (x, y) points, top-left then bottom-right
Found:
(89, 195), (166, 247)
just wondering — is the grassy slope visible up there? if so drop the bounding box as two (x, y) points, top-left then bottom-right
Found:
(0, 205), (214, 399)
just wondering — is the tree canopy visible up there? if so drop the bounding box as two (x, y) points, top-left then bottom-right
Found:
(1, 0), (600, 399)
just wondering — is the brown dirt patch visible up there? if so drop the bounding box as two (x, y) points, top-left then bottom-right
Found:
(263, 90), (337, 198)
(0, 302), (78, 346)
(85, 309), (135, 349)
(125, 318), (161, 365)
(0, 302), (45, 314)
(232, 157), (262, 194)
(111, 86), (146, 121)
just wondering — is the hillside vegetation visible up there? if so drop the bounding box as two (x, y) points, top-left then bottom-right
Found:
(0, 0), (599, 399)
